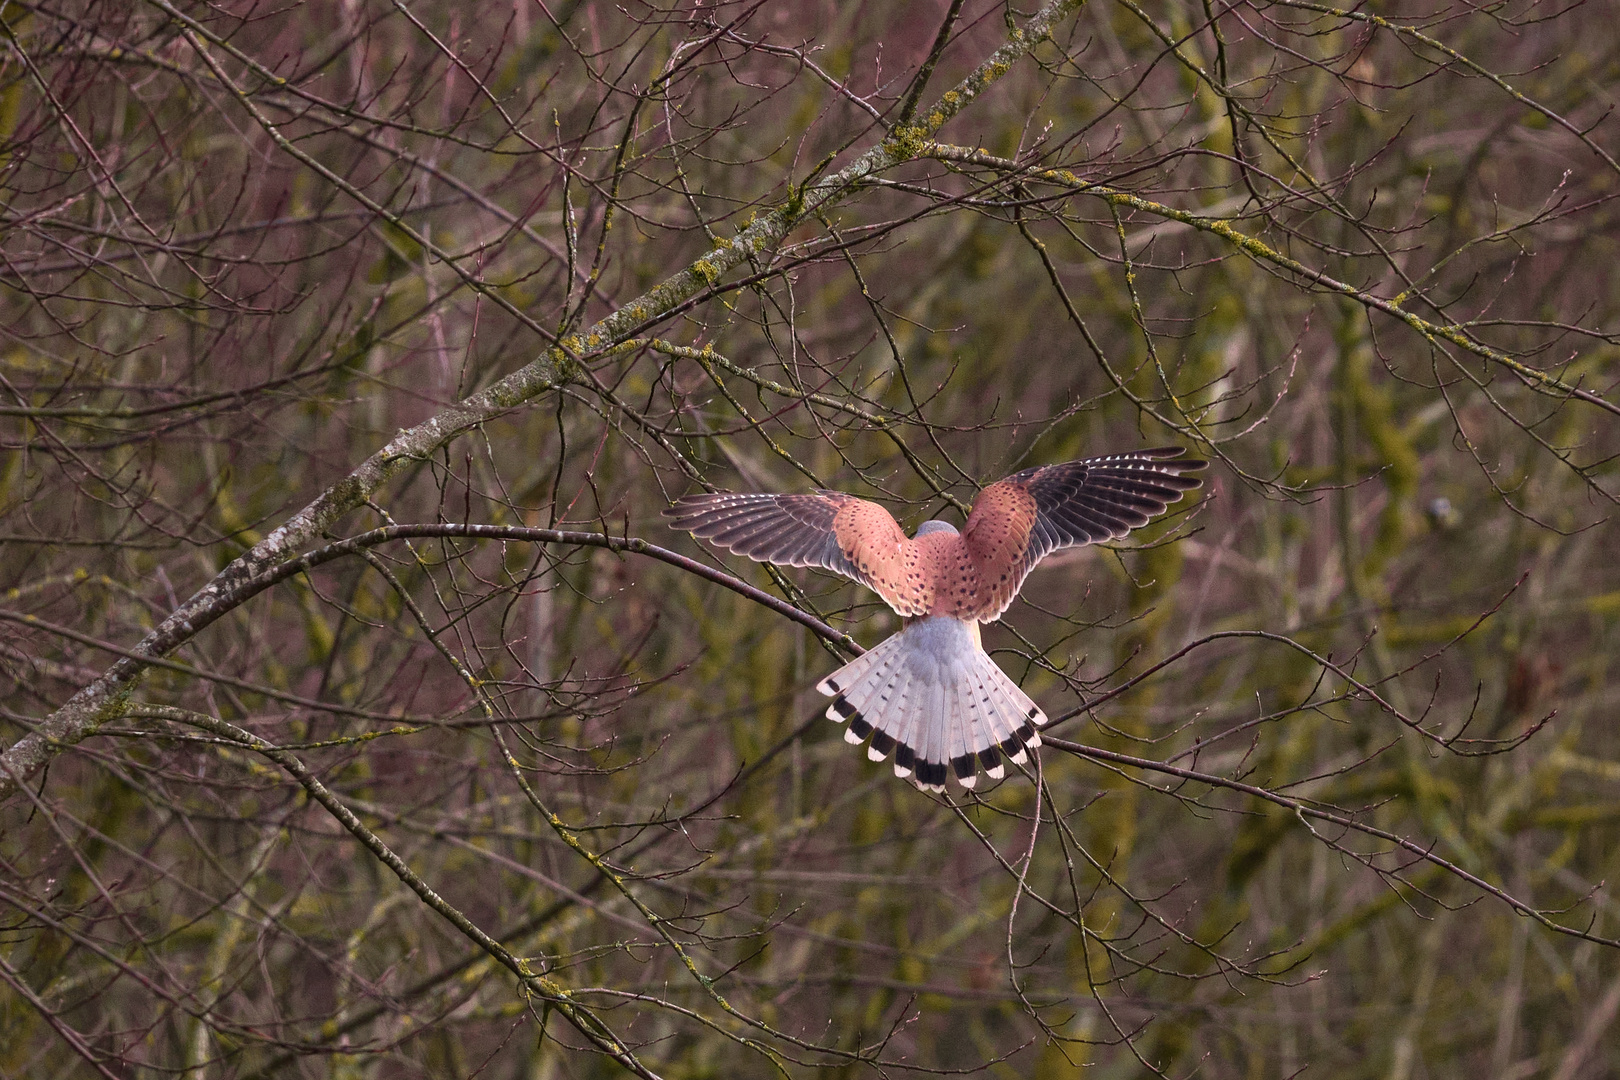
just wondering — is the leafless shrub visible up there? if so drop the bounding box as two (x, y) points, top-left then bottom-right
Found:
(3, 0), (1619, 1075)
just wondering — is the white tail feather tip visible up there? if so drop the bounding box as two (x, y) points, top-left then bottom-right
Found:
(844, 726), (864, 745)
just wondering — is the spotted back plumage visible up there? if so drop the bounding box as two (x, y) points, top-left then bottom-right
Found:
(663, 447), (1205, 621)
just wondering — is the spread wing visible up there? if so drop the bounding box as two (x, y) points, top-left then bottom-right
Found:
(961, 446), (1207, 619)
(662, 490), (915, 604)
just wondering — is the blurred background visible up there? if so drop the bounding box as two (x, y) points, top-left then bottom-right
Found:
(2, 0), (1619, 1075)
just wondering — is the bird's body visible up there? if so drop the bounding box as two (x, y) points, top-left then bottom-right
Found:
(664, 448), (1206, 792)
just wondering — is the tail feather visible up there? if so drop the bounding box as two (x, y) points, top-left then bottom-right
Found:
(984, 682), (1027, 766)
(816, 638), (892, 703)
(946, 679), (974, 789)
(994, 677), (1044, 762)
(867, 661), (911, 762)
(816, 616), (1047, 792)
(974, 657), (1042, 777)
(891, 665), (922, 779)
(848, 652), (904, 748)
(963, 660), (1006, 781)
(919, 674), (948, 792)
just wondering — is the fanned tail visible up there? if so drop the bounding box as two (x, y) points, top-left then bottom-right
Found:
(816, 616), (1046, 792)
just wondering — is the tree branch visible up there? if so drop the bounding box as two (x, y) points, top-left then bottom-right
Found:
(0, 0), (1082, 802)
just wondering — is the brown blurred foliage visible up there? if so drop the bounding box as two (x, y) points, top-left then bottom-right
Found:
(3, 0), (1620, 1076)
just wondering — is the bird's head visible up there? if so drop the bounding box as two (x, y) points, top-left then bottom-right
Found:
(913, 519), (959, 538)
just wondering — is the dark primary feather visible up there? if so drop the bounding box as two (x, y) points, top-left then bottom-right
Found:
(1015, 446), (1205, 564)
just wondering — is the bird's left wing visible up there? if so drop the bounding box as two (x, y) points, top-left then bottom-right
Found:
(961, 447), (1207, 619)
(663, 490), (912, 600)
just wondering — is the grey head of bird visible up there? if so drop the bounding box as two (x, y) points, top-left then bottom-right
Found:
(913, 519), (959, 538)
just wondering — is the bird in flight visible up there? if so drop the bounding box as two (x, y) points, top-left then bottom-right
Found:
(664, 448), (1206, 793)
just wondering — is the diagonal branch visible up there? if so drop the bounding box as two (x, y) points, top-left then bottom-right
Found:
(923, 144), (1620, 421)
(0, 0), (1085, 802)
(146, 708), (665, 1078)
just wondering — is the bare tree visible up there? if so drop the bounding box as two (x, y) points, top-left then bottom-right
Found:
(2, 0), (1619, 1075)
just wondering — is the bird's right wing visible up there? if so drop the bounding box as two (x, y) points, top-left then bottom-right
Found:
(961, 447), (1207, 619)
(662, 490), (912, 600)
(1011, 447), (1207, 559)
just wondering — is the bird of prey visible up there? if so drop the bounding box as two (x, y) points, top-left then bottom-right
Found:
(664, 448), (1206, 793)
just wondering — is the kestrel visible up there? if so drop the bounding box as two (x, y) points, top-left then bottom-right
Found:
(664, 448), (1206, 792)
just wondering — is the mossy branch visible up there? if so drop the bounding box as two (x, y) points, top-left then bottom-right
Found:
(924, 144), (1620, 421)
(0, 0), (1080, 801)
